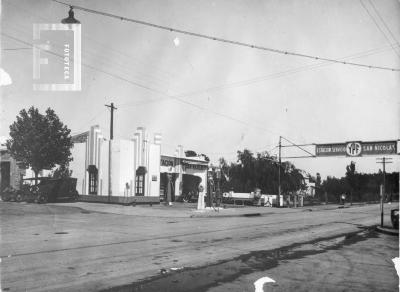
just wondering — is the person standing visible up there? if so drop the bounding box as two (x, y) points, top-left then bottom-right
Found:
(166, 174), (173, 206)
(341, 193), (346, 205)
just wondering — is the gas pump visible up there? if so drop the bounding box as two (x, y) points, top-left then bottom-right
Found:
(206, 170), (214, 207)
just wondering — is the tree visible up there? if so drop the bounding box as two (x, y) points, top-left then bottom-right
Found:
(199, 153), (210, 162)
(315, 172), (322, 200)
(345, 161), (356, 204)
(185, 150), (197, 157)
(7, 107), (73, 184)
(49, 164), (72, 178)
(218, 149), (305, 195)
(322, 176), (349, 203)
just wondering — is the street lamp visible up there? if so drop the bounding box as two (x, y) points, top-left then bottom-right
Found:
(61, 7), (80, 24)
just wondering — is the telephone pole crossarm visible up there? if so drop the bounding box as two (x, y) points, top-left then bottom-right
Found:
(105, 102), (118, 140)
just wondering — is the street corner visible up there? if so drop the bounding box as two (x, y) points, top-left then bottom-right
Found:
(375, 225), (399, 236)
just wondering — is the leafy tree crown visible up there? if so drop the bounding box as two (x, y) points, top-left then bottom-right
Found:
(6, 107), (73, 175)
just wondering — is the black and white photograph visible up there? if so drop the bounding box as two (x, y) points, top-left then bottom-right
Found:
(0, 0), (399, 291)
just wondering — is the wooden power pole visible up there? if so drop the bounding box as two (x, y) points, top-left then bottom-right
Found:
(376, 157), (393, 227)
(278, 136), (281, 207)
(105, 102), (117, 202)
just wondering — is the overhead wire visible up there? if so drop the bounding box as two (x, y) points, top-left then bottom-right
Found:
(168, 43), (400, 102)
(4, 0), (179, 88)
(280, 136), (316, 158)
(359, 0), (400, 58)
(2, 32), (281, 136)
(117, 42), (400, 120)
(8, 0), (398, 109)
(1, 32), (172, 95)
(52, 0), (400, 72)
(5, 1), (180, 104)
(367, 0), (400, 48)
(2, 47), (31, 51)
(5, 2), (398, 142)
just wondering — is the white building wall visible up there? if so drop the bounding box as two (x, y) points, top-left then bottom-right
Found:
(69, 142), (86, 194)
(119, 139), (135, 196)
(98, 139), (109, 196)
(96, 136), (103, 195)
(137, 127), (144, 166)
(148, 143), (161, 197)
(110, 139), (120, 196)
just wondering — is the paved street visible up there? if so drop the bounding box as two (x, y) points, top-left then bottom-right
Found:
(0, 202), (398, 291)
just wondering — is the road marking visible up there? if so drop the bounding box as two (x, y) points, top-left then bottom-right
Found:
(254, 276), (276, 292)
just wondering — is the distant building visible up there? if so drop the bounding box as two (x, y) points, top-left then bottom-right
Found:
(0, 137), (25, 191)
(302, 172), (316, 197)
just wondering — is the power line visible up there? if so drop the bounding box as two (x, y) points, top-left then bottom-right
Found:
(52, 0), (400, 72)
(2, 47), (31, 51)
(2, 32), (281, 136)
(280, 136), (316, 158)
(4, 0), (179, 86)
(116, 43), (400, 110)
(2, 32), (166, 94)
(8, 0), (398, 106)
(166, 43), (400, 101)
(367, 0), (400, 47)
(359, 0), (400, 58)
(280, 143), (315, 148)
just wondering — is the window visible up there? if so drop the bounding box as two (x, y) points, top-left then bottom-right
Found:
(135, 174), (144, 196)
(135, 166), (146, 196)
(88, 165), (98, 195)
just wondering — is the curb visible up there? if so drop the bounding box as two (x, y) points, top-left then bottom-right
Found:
(375, 225), (399, 236)
(190, 211), (264, 218)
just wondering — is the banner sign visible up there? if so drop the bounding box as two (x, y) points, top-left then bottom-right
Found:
(160, 156), (176, 167)
(181, 159), (208, 170)
(316, 141), (397, 157)
(160, 156), (208, 172)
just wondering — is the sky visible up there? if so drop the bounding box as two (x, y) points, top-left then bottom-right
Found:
(0, 0), (399, 179)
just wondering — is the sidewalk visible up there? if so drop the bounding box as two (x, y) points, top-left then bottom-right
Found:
(50, 201), (383, 218)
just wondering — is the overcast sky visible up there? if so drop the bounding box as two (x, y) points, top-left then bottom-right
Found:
(1, 0), (399, 178)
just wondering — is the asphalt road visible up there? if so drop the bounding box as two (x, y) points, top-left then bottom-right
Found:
(0, 202), (398, 291)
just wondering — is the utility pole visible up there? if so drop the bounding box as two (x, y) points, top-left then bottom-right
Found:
(276, 136), (316, 208)
(105, 102), (117, 140)
(105, 102), (117, 202)
(376, 157), (393, 227)
(278, 136), (281, 207)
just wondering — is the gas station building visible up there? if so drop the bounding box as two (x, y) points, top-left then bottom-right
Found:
(70, 126), (208, 203)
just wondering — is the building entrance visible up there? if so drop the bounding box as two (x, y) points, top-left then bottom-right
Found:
(0, 161), (11, 191)
(181, 174), (202, 202)
(160, 173), (177, 202)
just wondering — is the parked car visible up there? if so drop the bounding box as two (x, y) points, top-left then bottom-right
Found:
(1, 177), (79, 204)
(391, 209), (399, 229)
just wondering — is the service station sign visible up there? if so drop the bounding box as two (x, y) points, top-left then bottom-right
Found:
(316, 141), (397, 157)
